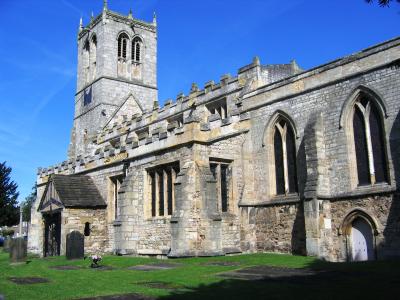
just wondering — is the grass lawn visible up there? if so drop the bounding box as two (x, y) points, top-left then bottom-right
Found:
(0, 249), (399, 300)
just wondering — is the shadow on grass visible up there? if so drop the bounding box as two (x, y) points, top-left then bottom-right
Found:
(157, 259), (400, 300)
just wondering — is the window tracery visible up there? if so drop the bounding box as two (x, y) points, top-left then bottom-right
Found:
(132, 36), (142, 63)
(271, 117), (298, 195)
(352, 96), (388, 185)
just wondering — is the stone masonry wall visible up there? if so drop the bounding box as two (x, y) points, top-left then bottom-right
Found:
(244, 57), (400, 204)
(240, 204), (306, 255)
(204, 134), (247, 253)
(62, 208), (108, 255)
(114, 145), (192, 255)
(329, 193), (400, 261)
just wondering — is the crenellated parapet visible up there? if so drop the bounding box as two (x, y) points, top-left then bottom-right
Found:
(78, 6), (156, 41)
(38, 56), (299, 182)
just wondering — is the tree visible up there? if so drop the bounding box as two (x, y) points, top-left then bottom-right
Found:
(22, 185), (37, 222)
(365, 0), (400, 6)
(0, 161), (19, 226)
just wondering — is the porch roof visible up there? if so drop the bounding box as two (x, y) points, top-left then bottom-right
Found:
(40, 175), (106, 209)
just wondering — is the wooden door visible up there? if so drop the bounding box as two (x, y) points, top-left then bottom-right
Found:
(44, 213), (61, 257)
(351, 218), (374, 261)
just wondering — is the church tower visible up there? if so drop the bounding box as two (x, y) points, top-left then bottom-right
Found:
(69, 1), (158, 158)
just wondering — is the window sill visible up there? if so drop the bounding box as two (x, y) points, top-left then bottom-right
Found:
(239, 194), (300, 207)
(145, 216), (172, 222)
(220, 211), (236, 218)
(208, 114), (221, 122)
(221, 117), (231, 126)
(113, 220), (122, 227)
(318, 182), (396, 200)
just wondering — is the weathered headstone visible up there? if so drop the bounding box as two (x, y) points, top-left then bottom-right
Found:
(10, 237), (27, 263)
(3, 238), (11, 253)
(66, 231), (84, 260)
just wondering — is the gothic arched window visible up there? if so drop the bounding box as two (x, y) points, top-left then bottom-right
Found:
(352, 96), (388, 185)
(82, 39), (90, 84)
(273, 118), (298, 195)
(117, 33), (129, 61)
(132, 36), (142, 62)
(90, 35), (97, 80)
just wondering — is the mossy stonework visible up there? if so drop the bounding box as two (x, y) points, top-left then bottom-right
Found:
(28, 4), (400, 261)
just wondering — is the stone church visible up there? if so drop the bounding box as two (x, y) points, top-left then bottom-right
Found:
(28, 2), (400, 262)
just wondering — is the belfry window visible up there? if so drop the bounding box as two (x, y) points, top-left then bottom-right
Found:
(117, 33), (130, 78)
(83, 39), (90, 84)
(132, 37), (142, 62)
(148, 163), (179, 217)
(118, 33), (129, 61)
(352, 97), (388, 185)
(272, 118), (298, 195)
(90, 35), (97, 80)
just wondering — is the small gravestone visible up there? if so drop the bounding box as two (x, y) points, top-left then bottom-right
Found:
(50, 265), (81, 270)
(203, 261), (241, 267)
(8, 277), (50, 285)
(3, 238), (11, 253)
(66, 231), (84, 260)
(9, 238), (27, 263)
(127, 262), (182, 271)
(78, 293), (155, 300)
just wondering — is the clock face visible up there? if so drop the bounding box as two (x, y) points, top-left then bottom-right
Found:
(83, 86), (92, 106)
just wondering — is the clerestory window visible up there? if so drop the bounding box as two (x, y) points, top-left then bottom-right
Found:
(206, 98), (228, 120)
(167, 114), (184, 132)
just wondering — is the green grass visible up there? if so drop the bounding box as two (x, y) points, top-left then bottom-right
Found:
(0, 249), (399, 300)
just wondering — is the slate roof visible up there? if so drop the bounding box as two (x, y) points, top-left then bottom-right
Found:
(50, 175), (106, 208)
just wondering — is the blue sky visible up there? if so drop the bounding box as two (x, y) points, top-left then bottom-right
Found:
(0, 0), (398, 203)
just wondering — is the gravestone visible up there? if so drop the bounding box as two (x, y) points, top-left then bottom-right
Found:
(3, 238), (11, 253)
(66, 231), (84, 260)
(127, 262), (182, 271)
(9, 237), (27, 263)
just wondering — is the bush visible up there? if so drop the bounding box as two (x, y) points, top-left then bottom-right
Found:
(2, 229), (15, 237)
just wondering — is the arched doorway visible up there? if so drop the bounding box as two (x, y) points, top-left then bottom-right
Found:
(340, 209), (378, 262)
(351, 217), (374, 261)
(43, 212), (61, 257)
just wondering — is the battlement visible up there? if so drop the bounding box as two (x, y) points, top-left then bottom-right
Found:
(78, 5), (156, 40)
(38, 34), (400, 181)
(37, 113), (250, 182)
(38, 56), (301, 180)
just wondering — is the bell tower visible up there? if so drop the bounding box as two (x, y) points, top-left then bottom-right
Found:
(69, 1), (158, 158)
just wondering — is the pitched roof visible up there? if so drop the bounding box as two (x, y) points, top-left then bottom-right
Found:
(49, 174), (106, 208)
